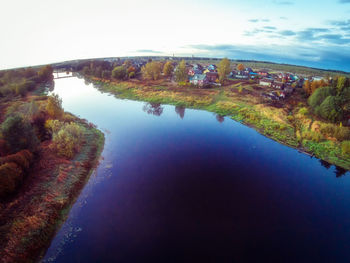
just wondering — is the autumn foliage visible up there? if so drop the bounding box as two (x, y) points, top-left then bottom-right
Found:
(141, 61), (163, 80)
(303, 79), (328, 95)
(237, 63), (245, 71)
(46, 93), (63, 119)
(0, 150), (33, 197)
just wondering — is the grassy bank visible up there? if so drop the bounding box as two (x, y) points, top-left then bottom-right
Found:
(0, 120), (104, 262)
(90, 77), (350, 170)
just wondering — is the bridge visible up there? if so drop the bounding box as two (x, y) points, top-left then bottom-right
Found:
(53, 71), (75, 79)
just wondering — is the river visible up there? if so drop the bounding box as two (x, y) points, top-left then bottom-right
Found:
(43, 73), (350, 262)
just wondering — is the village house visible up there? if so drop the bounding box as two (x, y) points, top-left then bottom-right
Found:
(249, 72), (258, 79)
(188, 68), (203, 76)
(207, 64), (217, 72)
(189, 74), (208, 86)
(244, 67), (253, 75)
(229, 70), (237, 77)
(259, 78), (273, 86)
(271, 81), (284, 89)
(192, 64), (203, 71)
(206, 72), (219, 83)
(313, 76), (324, 81)
(236, 74), (249, 79)
(258, 69), (270, 77)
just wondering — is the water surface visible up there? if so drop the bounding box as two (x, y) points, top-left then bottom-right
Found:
(44, 74), (350, 262)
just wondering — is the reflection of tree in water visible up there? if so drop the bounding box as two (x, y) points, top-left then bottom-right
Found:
(335, 166), (348, 178)
(320, 160), (348, 177)
(175, 106), (185, 119)
(143, 103), (164, 116)
(319, 159), (332, 169)
(216, 114), (225, 123)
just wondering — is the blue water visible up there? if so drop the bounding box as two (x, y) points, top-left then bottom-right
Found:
(43, 74), (350, 263)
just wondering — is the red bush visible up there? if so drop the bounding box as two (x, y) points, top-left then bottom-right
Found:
(0, 162), (23, 197)
(1, 150), (33, 170)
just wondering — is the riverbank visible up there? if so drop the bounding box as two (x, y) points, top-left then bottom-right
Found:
(89, 76), (350, 170)
(0, 121), (104, 262)
(0, 92), (104, 262)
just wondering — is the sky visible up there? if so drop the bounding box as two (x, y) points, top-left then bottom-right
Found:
(1, 0), (350, 71)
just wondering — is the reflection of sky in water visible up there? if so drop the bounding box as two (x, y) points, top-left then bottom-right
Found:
(44, 75), (350, 263)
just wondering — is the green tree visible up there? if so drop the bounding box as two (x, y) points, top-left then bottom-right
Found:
(1, 115), (39, 153)
(15, 83), (28, 97)
(46, 93), (63, 119)
(23, 67), (37, 79)
(175, 60), (187, 82)
(129, 71), (135, 79)
(51, 122), (85, 159)
(163, 61), (174, 77)
(112, 66), (127, 80)
(218, 58), (231, 83)
(37, 65), (53, 82)
(308, 86), (334, 109)
(317, 96), (343, 122)
(123, 60), (132, 68)
(342, 141), (350, 155)
(141, 61), (162, 80)
(337, 76), (347, 95)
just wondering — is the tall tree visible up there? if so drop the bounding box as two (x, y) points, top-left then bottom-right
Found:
(175, 60), (187, 82)
(1, 115), (39, 153)
(37, 65), (53, 82)
(337, 76), (347, 95)
(112, 66), (127, 80)
(303, 80), (312, 95)
(141, 61), (162, 80)
(218, 58), (231, 83)
(46, 93), (63, 119)
(163, 61), (174, 78)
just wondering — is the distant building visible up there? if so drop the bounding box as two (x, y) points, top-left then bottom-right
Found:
(259, 78), (273, 86)
(271, 81), (284, 89)
(206, 72), (219, 83)
(249, 72), (258, 79)
(244, 67), (253, 74)
(189, 74), (208, 86)
(258, 69), (270, 77)
(235, 75), (249, 79)
(188, 68), (203, 76)
(207, 64), (217, 71)
(313, 76), (324, 81)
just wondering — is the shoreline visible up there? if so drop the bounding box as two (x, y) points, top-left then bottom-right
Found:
(88, 76), (350, 171)
(0, 120), (105, 263)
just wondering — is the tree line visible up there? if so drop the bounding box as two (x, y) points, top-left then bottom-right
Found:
(305, 77), (350, 123)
